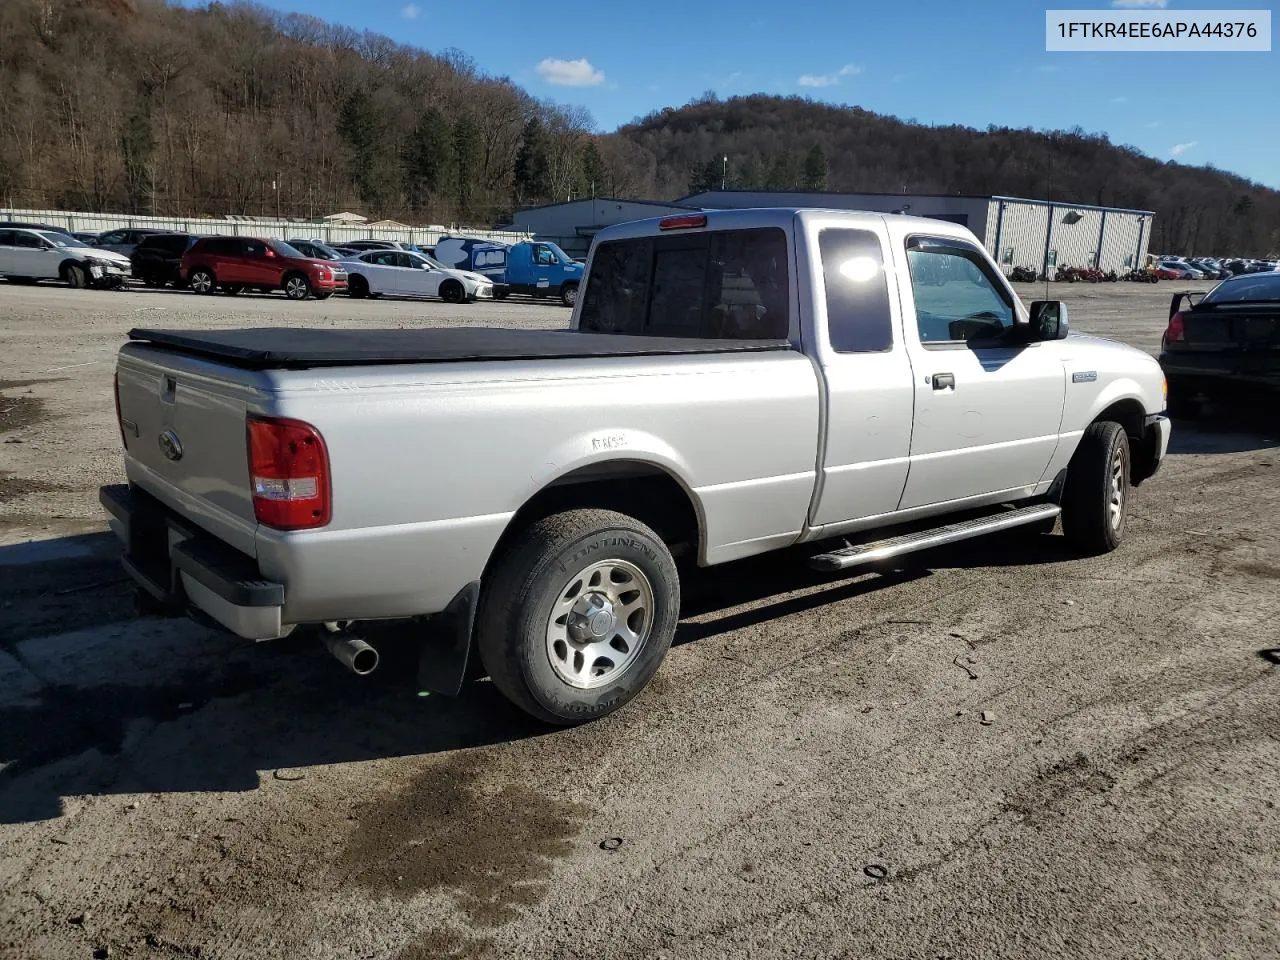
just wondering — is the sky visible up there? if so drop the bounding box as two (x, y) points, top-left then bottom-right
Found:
(239, 0), (1278, 188)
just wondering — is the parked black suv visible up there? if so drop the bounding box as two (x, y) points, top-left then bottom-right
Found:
(131, 232), (200, 287)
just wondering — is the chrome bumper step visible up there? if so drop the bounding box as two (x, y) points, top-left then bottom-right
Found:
(809, 503), (1061, 572)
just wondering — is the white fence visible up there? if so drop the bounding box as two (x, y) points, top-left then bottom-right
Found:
(0, 207), (531, 247)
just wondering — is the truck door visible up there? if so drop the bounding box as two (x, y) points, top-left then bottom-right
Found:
(530, 242), (558, 294)
(890, 229), (1066, 511)
(802, 218), (916, 527)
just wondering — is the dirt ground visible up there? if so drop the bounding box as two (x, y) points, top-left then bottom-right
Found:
(1, 279), (1277, 960)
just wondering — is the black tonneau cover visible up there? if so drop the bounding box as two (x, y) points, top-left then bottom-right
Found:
(126, 327), (793, 370)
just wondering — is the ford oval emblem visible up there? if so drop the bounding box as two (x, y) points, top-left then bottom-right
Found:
(158, 429), (184, 462)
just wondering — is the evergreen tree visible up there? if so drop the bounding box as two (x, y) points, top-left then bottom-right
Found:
(513, 116), (549, 203)
(452, 115), (482, 215)
(803, 144), (829, 190)
(402, 108), (453, 213)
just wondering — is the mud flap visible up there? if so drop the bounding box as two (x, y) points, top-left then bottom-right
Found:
(416, 581), (480, 697)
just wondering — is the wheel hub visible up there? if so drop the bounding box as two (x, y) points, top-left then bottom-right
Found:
(567, 594), (617, 641)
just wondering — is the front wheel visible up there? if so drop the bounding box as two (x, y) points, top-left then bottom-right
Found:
(439, 279), (465, 303)
(1061, 420), (1130, 555)
(63, 263), (87, 289)
(283, 273), (312, 300)
(476, 509), (680, 725)
(560, 282), (578, 307)
(347, 274), (369, 299)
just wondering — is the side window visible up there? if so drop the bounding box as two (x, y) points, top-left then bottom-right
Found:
(14, 232), (42, 248)
(533, 244), (556, 266)
(905, 237), (1015, 345)
(242, 239), (266, 258)
(819, 228), (893, 353)
(0, 230), (14, 246)
(394, 252), (416, 268)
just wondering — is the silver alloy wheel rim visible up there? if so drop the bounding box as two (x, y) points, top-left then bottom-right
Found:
(192, 272), (211, 293)
(286, 277), (307, 298)
(1109, 443), (1127, 531)
(546, 558), (654, 689)
(564, 286), (577, 305)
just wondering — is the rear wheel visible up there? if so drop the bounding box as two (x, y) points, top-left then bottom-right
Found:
(476, 509), (680, 725)
(283, 273), (312, 300)
(560, 282), (579, 307)
(63, 263), (87, 289)
(347, 274), (369, 299)
(439, 279), (465, 303)
(189, 269), (215, 294)
(1061, 420), (1130, 555)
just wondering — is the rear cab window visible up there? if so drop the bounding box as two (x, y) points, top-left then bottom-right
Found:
(579, 227), (790, 340)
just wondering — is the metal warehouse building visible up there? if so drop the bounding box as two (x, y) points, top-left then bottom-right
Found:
(677, 190), (1155, 277)
(510, 197), (701, 257)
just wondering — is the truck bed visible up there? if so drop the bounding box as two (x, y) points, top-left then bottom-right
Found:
(126, 327), (792, 370)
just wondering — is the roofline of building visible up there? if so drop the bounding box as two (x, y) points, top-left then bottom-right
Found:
(515, 197), (702, 215)
(675, 189), (1155, 217)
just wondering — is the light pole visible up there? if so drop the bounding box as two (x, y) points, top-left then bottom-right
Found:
(721, 155), (727, 191)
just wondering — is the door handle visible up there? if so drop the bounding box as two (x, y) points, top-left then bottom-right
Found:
(932, 373), (955, 390)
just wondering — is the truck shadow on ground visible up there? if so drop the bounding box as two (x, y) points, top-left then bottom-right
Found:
(1166, 403), (1279, 455)
(0, 525), (1079, 824)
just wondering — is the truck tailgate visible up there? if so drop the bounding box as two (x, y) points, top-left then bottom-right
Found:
(116, 344), (261, 556)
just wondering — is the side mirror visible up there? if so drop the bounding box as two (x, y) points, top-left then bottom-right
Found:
(1029, 300), (1070, 341)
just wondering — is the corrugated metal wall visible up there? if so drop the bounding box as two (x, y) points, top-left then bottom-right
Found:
(1099, 213), (1148, 270)
(989, 201), (1049, 274)
(987, 201), (1153, 276)
(1052, 208), (1105, 269)
(0, 207), (529, 246)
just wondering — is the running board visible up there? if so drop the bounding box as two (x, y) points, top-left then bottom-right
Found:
(809, 504), (1061, 572)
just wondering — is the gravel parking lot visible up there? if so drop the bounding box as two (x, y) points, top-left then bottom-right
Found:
(2, 279), (1277, 960)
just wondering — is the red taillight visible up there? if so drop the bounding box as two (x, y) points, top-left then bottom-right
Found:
(246, 415), (331, 530)
(1165, 311), (1185, 345)
(659, 214), (707, 230)
(113, 371), (128, 449)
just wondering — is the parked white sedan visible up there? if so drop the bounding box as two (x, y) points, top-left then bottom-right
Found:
(342, 249), (494, 302)
(0, 227), (132, 288)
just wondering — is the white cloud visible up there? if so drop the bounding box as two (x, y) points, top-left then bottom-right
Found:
(535, 57), (605, 87)
(725, 71), (743, 84)
(1146, 121), (1160, 128)
(400, 3), (420, 18)
(1170, 140), (1198, 156)
(1111, 0), (1167, 7)
(1110, 95), (1129, 103)
(798, 64), (861, 87)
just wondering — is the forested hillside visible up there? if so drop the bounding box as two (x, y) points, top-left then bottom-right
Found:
(1, 0), (1276, 254)
(613, 95), (1280, 256)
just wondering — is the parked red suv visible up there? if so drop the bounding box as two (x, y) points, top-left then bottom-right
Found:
(180, 236), (347, 300)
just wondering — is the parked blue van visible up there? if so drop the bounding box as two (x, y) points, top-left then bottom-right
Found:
(433, 237), (584, 306)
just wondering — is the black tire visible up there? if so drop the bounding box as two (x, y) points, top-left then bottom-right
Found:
(283, 273), (312, 300)
(222, 284), (243, 296)
(476, 508), (680, 725)
(347, 274), (369, 299)
(189, 268), (216, 294)
(439, 279), (465, 303)
(63, 263), (87, 289)
(560, 282), (579, 307)
(493, 288), (509, 300)
(1061, 421), (1130, 555)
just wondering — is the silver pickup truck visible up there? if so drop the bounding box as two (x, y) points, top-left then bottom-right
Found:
(100, 208), (1171, 724)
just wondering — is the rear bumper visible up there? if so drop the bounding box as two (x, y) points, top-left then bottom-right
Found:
(1160, 352), (1280, 390)
(100, 483), (291, 640)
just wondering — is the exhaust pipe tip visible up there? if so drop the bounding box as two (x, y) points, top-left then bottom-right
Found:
(321, 627), (379, 676)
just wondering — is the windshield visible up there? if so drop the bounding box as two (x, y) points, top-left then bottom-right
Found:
(37, 231), (78, 248)
(1203, 274), (1280, 304)
(297, 241), (342, 260)
(270, 240), (305, 259)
